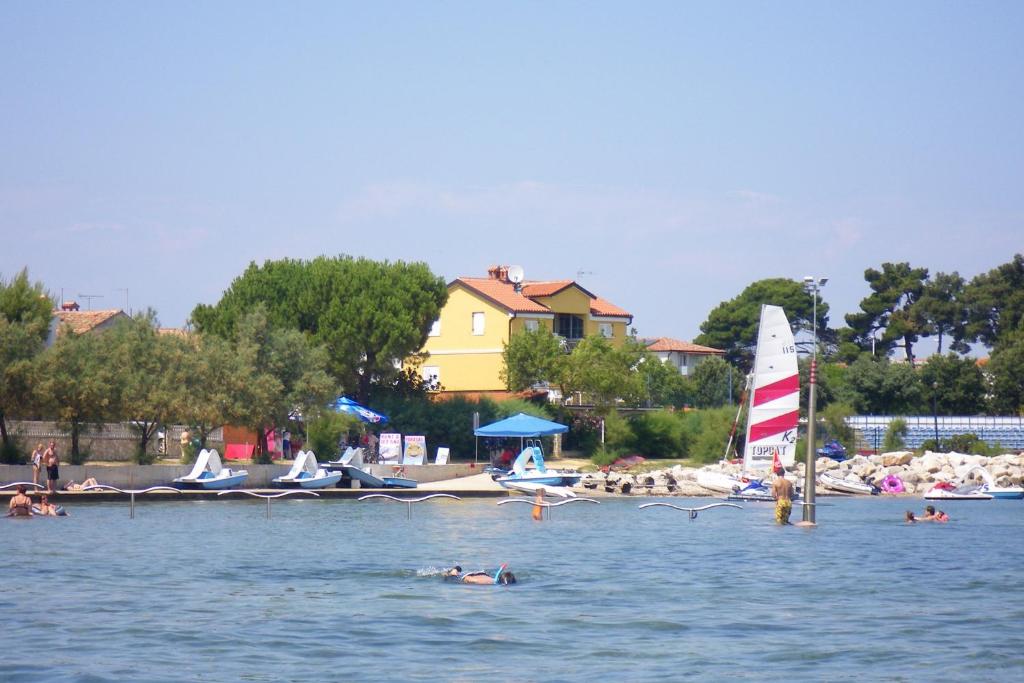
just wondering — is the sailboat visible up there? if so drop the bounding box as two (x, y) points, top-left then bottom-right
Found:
(697, 304), (801, 501)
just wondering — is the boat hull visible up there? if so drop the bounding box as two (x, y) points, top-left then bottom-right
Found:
(173, 472), (249, 490)
(496, 474), (581, 488)
(499, 480), (576, 498)
(272, 473), (344, 489)
(819, 472), (878, 496)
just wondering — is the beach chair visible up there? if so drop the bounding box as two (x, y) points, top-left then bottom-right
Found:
(435, 447), (450, 465)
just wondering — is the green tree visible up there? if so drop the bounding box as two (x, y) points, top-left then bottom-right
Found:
(986, 329), (1024, 414)
(228, 308), (336, 463)
(0, 269), (52, 453)
(914, 271), (970, 354)
(637, 355), (692, 408)
(918, 354), (986, 415)
(843, 357), (923, 415)
(107, 312), (193, 463)
(845, 262), (929, 365)
(694, 278), (826, 372)
(33, 330), (119, 463)
(192, 255), (447, 401)
(179, 333), (252, 449)
(688, 356), (741, 409)
(963, 253), (1024, 350)
(500, 326), (565, 391)
(562, 336), (645, 411)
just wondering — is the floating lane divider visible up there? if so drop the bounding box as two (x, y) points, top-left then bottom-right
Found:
(358, 493), (462, 520)
(82, 485), (182, 519)
(217, 489), (320, 519)
(497, 497), (600, 520)
(637, 502), (743, 521)
(1, 482), (46, 491)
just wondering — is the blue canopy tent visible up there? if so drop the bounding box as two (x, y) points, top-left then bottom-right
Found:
(474, 413), (568, 437)
(474, 413), (568, 465)
(332, 396), (389, 425)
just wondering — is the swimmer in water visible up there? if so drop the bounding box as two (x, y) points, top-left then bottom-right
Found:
(444, 566), (516, 585)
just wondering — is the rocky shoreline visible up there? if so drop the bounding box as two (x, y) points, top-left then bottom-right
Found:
(574, 451), (1024, 497)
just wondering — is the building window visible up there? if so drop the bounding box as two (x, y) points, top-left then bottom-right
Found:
(555, 314), (584, 339)
(429, 319), (441, 337)
(524, 319), (540, 332)
(472, 312), (485, 335)
(598, 322), (612, 338)
(422, 366), (440, 388)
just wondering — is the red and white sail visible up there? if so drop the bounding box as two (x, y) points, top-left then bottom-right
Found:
(743, 304), (800, 472)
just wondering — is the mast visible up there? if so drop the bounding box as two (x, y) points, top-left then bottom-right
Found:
(722, 375), (751, 463)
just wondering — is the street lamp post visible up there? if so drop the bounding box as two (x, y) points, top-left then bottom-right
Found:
(802, 276), (828, 525)
(932, 381), (940, 450)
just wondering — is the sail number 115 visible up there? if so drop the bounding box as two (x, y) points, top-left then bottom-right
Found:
(782, 344), (796, 354)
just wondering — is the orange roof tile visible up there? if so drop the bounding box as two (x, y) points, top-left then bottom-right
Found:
(52, 309), (129, 335)
(590, 296), (631, 318)
(644, 337), (724, 354)
(520, 280), (574, 297)
(453, 278), (552, 314)
(454, 270), (632, 320)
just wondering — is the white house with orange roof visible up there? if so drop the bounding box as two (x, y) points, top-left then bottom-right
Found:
(642, 337), (724, 376)
(418, 265), (633, 397)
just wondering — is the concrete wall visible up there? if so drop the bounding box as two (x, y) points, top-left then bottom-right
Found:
(0, 463), (480, 489)
(4, 421), (224, 462)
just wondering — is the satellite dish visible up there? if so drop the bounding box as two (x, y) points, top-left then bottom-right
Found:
(507, 265), (525, 284)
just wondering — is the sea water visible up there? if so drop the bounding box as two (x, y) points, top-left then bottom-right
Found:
(2, 496), (1022, 682)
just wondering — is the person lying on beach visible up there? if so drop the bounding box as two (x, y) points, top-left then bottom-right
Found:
(63, 478), (99, 491)
(7, 485), (33, 517)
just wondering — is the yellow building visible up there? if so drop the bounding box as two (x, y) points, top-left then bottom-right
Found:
(418, 265), (633, 397)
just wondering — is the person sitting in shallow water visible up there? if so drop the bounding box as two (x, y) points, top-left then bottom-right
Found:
(34, 494), (64, 516)
(922, 505), (949, 523)
(7, 484), (32, 517)
(444, 566), (516, 585)
(905, 511), (918, 523)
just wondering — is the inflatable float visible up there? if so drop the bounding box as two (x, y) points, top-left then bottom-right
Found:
(879, 474), (905, 494)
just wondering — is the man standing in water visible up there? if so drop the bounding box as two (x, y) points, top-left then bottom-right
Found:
(771, 466), (794, 525)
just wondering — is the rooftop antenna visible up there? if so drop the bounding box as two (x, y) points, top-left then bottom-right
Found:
(78, 294), (103, 310)
(115, 287), (130, 315)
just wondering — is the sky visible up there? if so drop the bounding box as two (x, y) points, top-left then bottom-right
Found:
(2, 1), (1022, 342)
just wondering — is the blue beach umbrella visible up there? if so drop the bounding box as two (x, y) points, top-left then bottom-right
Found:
(332, 396), (389, 425)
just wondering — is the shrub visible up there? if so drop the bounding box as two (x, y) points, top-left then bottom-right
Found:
(590, 445), (623, 467)
(946, 433), (992, 456)
(0, 436), (25, 465)
(308, 413), (362, 461)
(882, 418), (907, 452)
(681, 407), (737, 464)
(630, 410), (686, 458)
(603, 411), (634, 452)
(821, 402), (855, 452)
(135, 444), (157, 465)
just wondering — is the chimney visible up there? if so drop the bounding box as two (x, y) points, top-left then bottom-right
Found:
(62, 301), (80, 311)
(487, 265), (511, 282)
